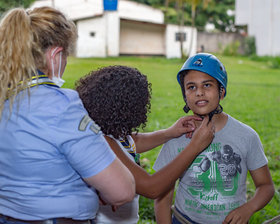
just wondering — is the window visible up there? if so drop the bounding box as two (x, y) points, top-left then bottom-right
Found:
(175, 32), (187, 42)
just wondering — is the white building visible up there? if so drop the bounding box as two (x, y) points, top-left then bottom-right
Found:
(31, 0), (197, 58)
(235, 0), (280, 56)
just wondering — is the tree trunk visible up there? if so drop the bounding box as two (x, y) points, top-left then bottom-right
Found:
(188, 3), (196, 57)
(179, 1), (185, 59)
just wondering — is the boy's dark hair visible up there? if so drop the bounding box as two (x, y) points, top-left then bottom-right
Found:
(76, 65), (152, 139)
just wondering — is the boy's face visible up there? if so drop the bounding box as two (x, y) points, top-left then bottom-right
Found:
(183, 70), (224, 116)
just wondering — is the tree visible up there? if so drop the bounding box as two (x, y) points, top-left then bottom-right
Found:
(195, 0), (235, 32)
(0, 0), (36, 15)
(188, 0), (212, 58)
(163, 0), (211, 58)
(136, 0), (236, 33)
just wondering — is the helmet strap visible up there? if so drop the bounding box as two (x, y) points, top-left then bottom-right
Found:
(208, 104), (223, 121)
(183, 104), (190, 113)
(183, 102), (223, 122)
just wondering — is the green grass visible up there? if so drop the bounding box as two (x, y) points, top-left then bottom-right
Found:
(64, 55), (280, 223)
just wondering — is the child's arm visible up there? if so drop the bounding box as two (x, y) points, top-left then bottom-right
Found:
(223, 165), (275, 224)
(133, 115), (200, 153)
(154, 186), (175, 224)
(105, 116), (214, 199)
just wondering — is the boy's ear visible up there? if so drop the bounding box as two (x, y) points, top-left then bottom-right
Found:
(220, 87), (226, 100)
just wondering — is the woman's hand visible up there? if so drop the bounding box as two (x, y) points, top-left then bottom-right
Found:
(190, 115), (215, 152)
(165, 115), (203, 139)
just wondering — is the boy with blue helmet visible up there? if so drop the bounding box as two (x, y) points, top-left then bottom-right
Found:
(154, 53), (274, 224)
(178, 53), (227, 117)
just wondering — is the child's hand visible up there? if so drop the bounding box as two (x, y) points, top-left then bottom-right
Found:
(166, 115), (202, 139)
(190, 115), (215, 151)
(222, 205), (253, 224)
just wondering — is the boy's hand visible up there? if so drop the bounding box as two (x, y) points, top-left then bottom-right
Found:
(223, 204), (253, 224)
(190, 115), (215, 152)
(166, 115), (202, 139)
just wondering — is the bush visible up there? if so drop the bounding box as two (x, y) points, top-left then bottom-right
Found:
(221, 41), (240, 56)
(268, 57), (280, 69)
(139, 196), (156, 222)
(249, 55), (280, 69)
(244, 36), (256, 56)
(250, 191), (280, 223)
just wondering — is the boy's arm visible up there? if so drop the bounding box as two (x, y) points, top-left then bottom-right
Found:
(223, 165), (275, 224)
(133, 116), (200, 153)
(154, 186), (175, 224)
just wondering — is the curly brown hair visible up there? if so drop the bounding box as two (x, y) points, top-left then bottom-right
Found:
(76, 65), (152, 139)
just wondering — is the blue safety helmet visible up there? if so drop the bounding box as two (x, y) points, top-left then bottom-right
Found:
(177, 53), (228, 97)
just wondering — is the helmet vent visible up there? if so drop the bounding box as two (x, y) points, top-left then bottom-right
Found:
(193, 58), (203, 67)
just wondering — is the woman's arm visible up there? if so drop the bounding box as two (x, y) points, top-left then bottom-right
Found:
(223, 165), (275, 224)
(84, 157), (136, 206)
(105, 116), (214, 199)
(133, 116), (200, 153)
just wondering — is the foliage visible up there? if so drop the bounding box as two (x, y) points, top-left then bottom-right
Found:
(139, 196), (156, 221)
(64, 55), (280, 223)
(249, 55), (280, 69)
(0, 0), (35, 15)
(132, 0), (236, 32)
(244, 36), (256, 56)
(221, 40), (240, 56)
(133, 0), (163, 7)
(196, 0), (236, 32)
(267, 58), (280, 69)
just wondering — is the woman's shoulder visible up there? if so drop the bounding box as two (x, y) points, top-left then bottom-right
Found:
(50, 87), (80, 102)
(29, 86), (85, 116)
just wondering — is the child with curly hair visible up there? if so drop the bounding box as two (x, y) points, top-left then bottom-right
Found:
(153, 53), (275, 224)
(76, 65), (215, 223)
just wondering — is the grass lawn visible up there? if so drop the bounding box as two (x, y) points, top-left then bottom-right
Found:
(64, 55), (280, 223)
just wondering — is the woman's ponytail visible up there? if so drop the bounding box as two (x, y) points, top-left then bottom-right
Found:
(0, 8), (37, 118)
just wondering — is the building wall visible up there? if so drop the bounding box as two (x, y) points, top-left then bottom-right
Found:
(235, 0), (280, 56)
(235, 0), (250, 25)
(31, 0), (196, 58)
(197, 32), (245, 55)
(119, 20), (165, 55)
(118, 0), (164, 24)
(105, 12), (120, 56)
(165, 24), (197, 58)
(31, 0), (103, 20)
(76, 17), (107, 57)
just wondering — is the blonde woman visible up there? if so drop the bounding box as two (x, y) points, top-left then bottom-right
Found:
(0, 7), (136, 224)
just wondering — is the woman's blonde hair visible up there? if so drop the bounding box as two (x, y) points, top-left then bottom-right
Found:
(0, 6), (77, 118)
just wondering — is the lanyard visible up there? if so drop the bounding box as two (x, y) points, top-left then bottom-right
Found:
(6, 73), (59, 100)
(119, 137), (141, 166)
(25, 73), (59, 88)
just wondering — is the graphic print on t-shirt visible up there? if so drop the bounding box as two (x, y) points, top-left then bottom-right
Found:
(180, 142), (242, 217)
